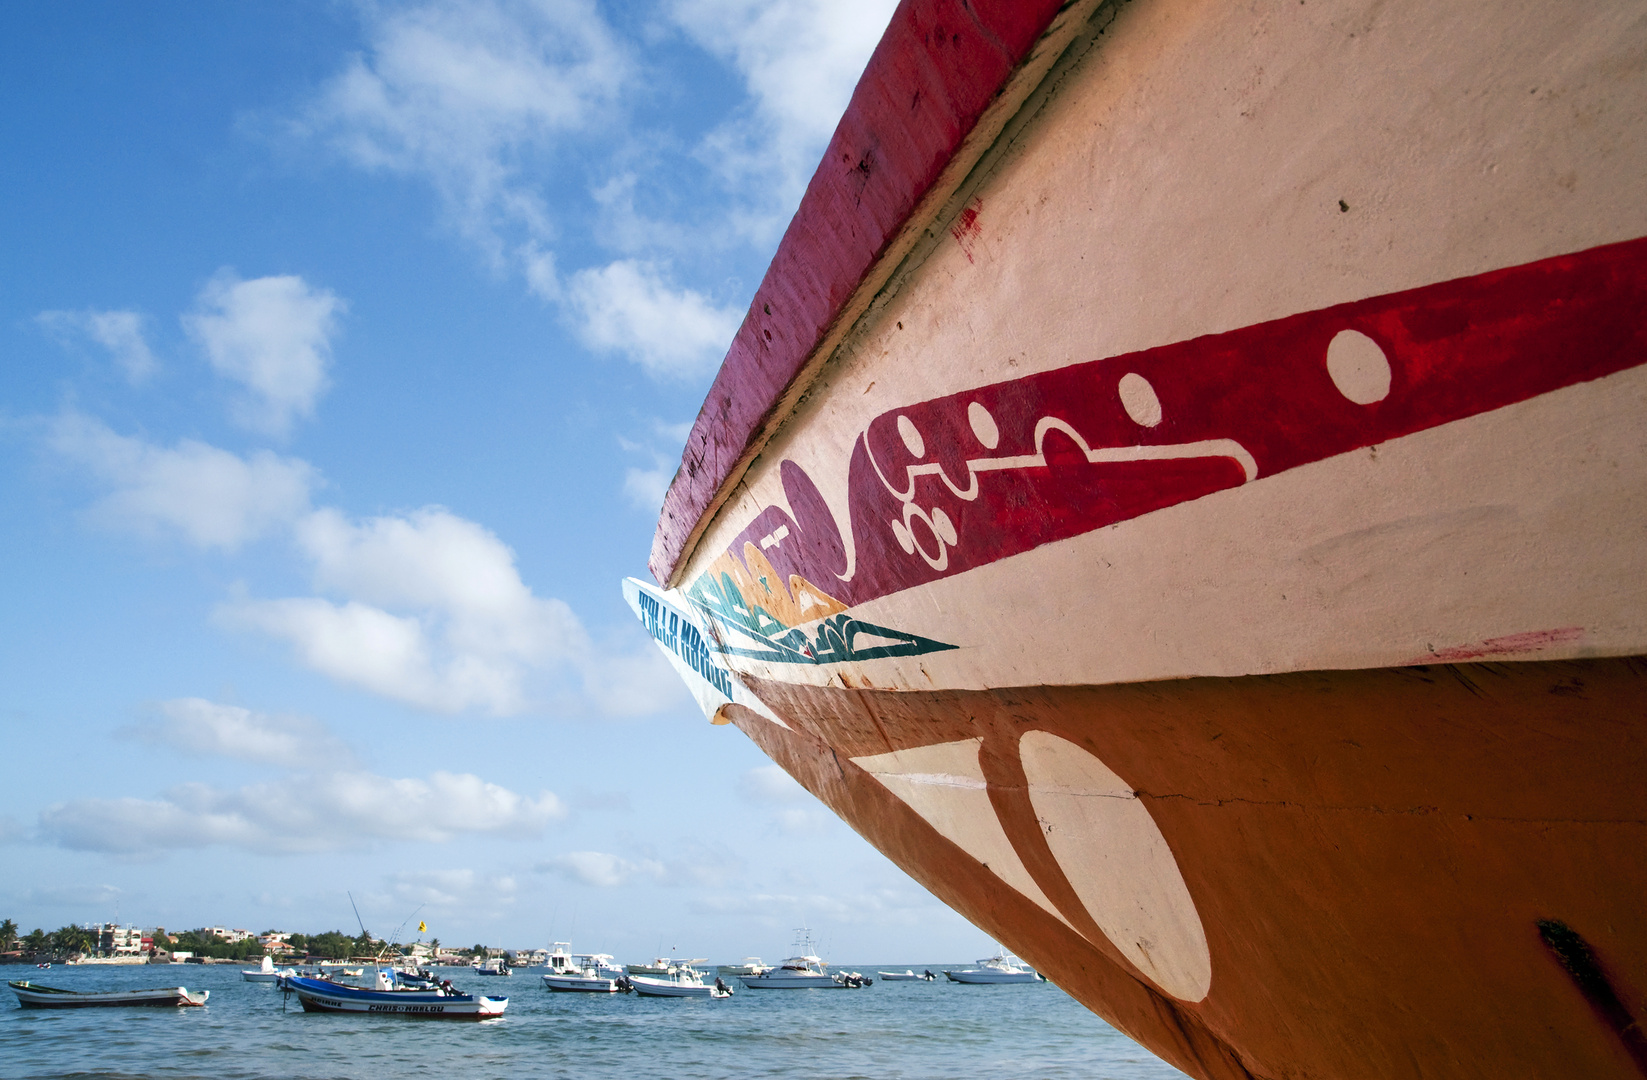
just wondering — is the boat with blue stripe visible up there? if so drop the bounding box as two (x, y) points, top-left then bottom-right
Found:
(284, 973), (506, 1020)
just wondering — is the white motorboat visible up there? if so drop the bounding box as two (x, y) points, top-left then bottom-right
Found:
(10, 980), (208, 1008)
(943, 954), (1043, 984)
(472, 958), (510, 976)
(541, 943), (626, 992)
(739, 931), (870, 989)
(716, 957), (772, 977)
(242, 955), (297, 983)
(628, 962), (731, 998)
(877, 969), (937, 982)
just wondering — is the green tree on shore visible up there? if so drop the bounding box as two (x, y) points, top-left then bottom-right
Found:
(168, 929), (265, 961)
(51, 925), (92, 958)
(0, 919), (17, 951)
(22, 929), (46, 957)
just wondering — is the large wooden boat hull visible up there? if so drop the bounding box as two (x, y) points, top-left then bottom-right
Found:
(633, 0), (1647, 1077)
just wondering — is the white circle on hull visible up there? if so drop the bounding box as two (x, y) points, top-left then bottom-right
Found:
(897, 414), (926, 457)
(1325, 329), (1391, 404)
(1117, 372), (1163, 427)
(968, 401), (1001, 448)
(1019, 730), (1212, 1002)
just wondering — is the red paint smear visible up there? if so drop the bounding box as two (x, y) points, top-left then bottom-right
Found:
(650, 0), (1068, 586)
(949, 200), (984, 263)
(1414, 628), (1586, 664)
(712, 235), (1647, 609)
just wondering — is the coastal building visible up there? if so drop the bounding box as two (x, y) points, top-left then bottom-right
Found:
(258, 932), (295, 954)
(88, 923), (144, 957)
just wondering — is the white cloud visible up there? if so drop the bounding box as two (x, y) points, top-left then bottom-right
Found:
(667, 0), (899, 227)
(539, 843), (741, 887)
(183, 271), (345, 435)
(541, 850), (662, 887)
(622, 463), (672, 513)
(126, 698), (353, 769)
(37, 308), (159, 382)
(17, 883), (124, 908)
(39, 770), (565, 855)
(617, 420), (691, 512)
(383, 868), (519, 910)
(219, 506), (680, 716)
(567, 259), (741, 377)
(688, 881), (944, 925)
(46, 413), (316, 550)
(737, 764), (811, 804)
(299, 0), (627, 262)
(737, 764), (833, 834)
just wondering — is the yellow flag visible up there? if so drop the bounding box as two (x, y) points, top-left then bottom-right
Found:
(418, 921), (427, 934)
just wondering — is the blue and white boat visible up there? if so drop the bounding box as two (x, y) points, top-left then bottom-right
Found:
(284, 973), (507, 1019)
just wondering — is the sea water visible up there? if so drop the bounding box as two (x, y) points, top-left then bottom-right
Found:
(0, 963), (1190, 1079)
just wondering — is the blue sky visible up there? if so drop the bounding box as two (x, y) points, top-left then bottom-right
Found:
(0, 0), (991, 961)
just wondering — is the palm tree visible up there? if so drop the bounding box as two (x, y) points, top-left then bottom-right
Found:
(52, 925), (91, 958)
(0, 919), (17, 951)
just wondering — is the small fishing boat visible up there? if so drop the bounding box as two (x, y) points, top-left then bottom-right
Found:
(391, 965), (440, 989)
(9, 980), (208, 1008)
(878, 969), (937, 982)
(242, 955), (296, 983)
(628, 962), (731, 999)
(541, 943), (626, 992)
(283, 974), (506, 1019)
(472, 958), (510, 977)
(944, 955), (1043, 985)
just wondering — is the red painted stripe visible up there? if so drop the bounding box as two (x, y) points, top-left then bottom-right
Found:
(698, 235), (1647, 614)
(650, 0), (1070, 586)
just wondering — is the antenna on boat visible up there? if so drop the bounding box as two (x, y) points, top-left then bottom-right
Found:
(348, 892), (368, 938)
(382, 906), (424, 956)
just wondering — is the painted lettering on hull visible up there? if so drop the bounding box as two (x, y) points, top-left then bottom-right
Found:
(708, 236), (1647, 611)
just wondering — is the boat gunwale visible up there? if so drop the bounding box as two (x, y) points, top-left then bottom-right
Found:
(648, 0), (1112, 588)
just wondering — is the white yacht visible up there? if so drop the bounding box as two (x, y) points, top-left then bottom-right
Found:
(541, 943), (625, 992)
(943, 953), (1043, 984)
(628, 961), (731, 998)
(738, 930), (870, 989)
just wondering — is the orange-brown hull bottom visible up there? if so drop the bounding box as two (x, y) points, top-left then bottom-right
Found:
(735, 658), (1647, 1080)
